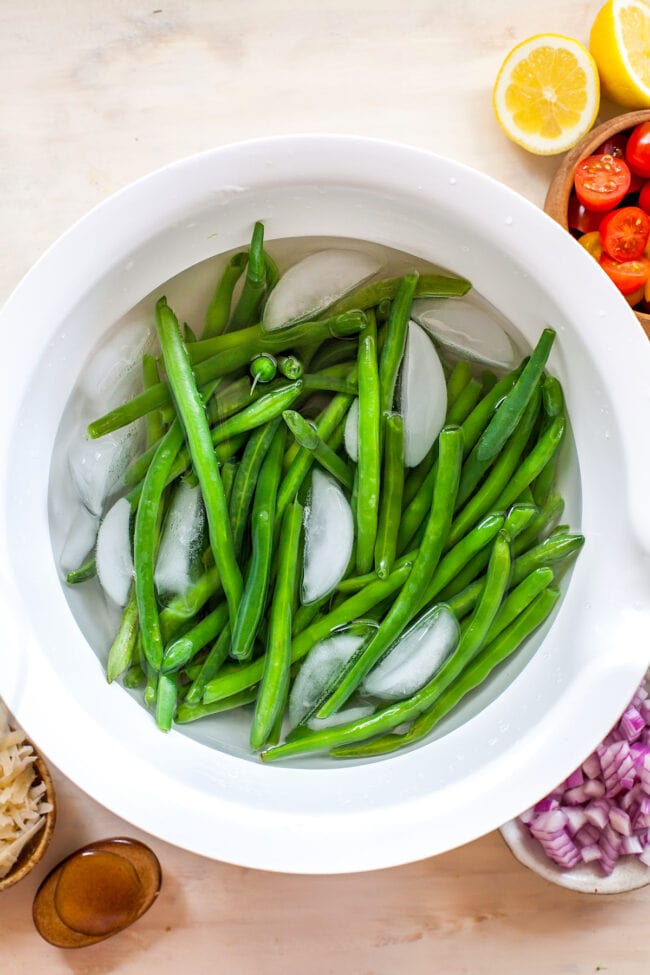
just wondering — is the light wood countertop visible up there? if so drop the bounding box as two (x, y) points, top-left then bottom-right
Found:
(2, 1), (648, 971)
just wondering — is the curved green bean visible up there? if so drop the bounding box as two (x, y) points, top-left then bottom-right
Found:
(162, 603), (229, 673)
(229, 222), (266, 331)
(378, 274), (418, 417)
(282, 410), (354, 491)
(106, 588), (138, 683)
(326, 272), (471, 317)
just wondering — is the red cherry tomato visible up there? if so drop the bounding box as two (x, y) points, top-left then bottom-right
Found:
(574, 154), (632, 211)
(638, 181), (650, 214)
(595, 132), (628, 158)
(625, 122), (650, 178)
(599, 206), (650, 261)
(568, 194), (607, 234)
(600, 254), (650, 295)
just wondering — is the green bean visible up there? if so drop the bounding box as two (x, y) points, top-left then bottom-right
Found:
(65, 556), (97, 585)
(250, 353), (278, 387)
(356, 311), (382, 572)
(88, 312), (366, 439)
(331, 584), (560, 758)
(203, 563), (411, 705)
(232, 424), (286, 661)
(106, 588), (139, 683)
(134, 419), (185, 671)
(302, 372), (358, 395)
(445, 378), (483, 426)
(250, 499), (303, 750)
(326, 272), (471, 317)
(155, 672), (177, 732)
(510, 530), (584, 583)
(156, 297), (243, 630)
(476, 328), (555, 463)
(374, 413), (404, 579)
(229, 418), (281, 556)
(221, 459), (238, 508)
(262, 530), (511, 761)
(229, 221), (267, 331)
(446, 360), (473, 408)
(542, 374), (564, 417)
(447, 387), (541, 547)
(142, 354), (165, 447)
(177, 686), (259, 723)
(317, 425), (463, 719)
(203, 251), (248, 338)
(402, 444), (436, 510)
(277, 355), (303, 380)
(282, 410), (354, 491)
(276, 383), (355, 521)
(378, 274), (418, 417)
(336, 547), (418, 594)
(184, 624), (232, 705)
(162, 603), (229, 673)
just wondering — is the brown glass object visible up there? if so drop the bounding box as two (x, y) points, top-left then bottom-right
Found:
(32, 837), (161, 947)
(544, 109), (650, 340)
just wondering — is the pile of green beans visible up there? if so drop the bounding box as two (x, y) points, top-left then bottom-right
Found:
(68, 223), (584, 762)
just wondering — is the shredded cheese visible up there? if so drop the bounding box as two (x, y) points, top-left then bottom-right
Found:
(0, 702), (52, 879)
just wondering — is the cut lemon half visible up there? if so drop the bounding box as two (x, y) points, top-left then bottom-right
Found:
(493, 34), (600, 155)
(590, 0), (650, 108)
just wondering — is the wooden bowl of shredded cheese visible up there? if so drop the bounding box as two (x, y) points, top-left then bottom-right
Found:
(0, 702), (56, 892)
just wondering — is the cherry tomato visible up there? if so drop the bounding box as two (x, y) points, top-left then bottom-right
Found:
(578, 231), (603, 260)
(600, 254), (650, 295)
(625, 122), (650, 178)
(574, 154), (632, 211)
(595, 132), (628, 159)
(599, 206), (650, 261)
(638, 181), (650, 214)
(568, 194), (607, 234)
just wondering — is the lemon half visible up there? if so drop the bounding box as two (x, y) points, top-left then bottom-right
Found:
(590, 0), (650, 108)
(493, 34), (600, 155)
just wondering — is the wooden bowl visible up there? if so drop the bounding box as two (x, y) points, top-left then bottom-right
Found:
(544, 109), (650, 340)
(0, 744), (57, 893)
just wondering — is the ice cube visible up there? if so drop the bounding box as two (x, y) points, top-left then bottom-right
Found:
(155, 482), (205, 598)
(95, 497), (133, 607)
(68, 422), (143, 516)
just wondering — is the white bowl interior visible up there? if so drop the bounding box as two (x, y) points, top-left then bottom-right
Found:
(1, 137), (649, 872)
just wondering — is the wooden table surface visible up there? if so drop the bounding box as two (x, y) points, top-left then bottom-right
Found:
(2, 1), (647, 971)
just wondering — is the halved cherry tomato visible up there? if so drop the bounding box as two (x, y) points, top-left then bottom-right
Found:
(638, 181), (650, 214)
(574, 154), (632, 211)
(596, 133), (628, 159)
(625, 122), (650, 178)
(578, 231), (603, 260)
(599, 206), (650, 261)
(568, 194), (607, 234)
(600, 254), (650, 295)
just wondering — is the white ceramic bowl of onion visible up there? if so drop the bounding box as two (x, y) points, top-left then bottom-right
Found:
(1, 135), (650, 874)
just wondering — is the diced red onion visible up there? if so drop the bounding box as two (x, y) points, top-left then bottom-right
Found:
(520, 673), (650, 877)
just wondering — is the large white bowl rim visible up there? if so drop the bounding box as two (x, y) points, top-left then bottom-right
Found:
(1, 135), (650, 873)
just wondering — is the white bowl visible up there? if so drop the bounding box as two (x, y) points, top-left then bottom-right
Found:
(1, 135), (650, 874)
